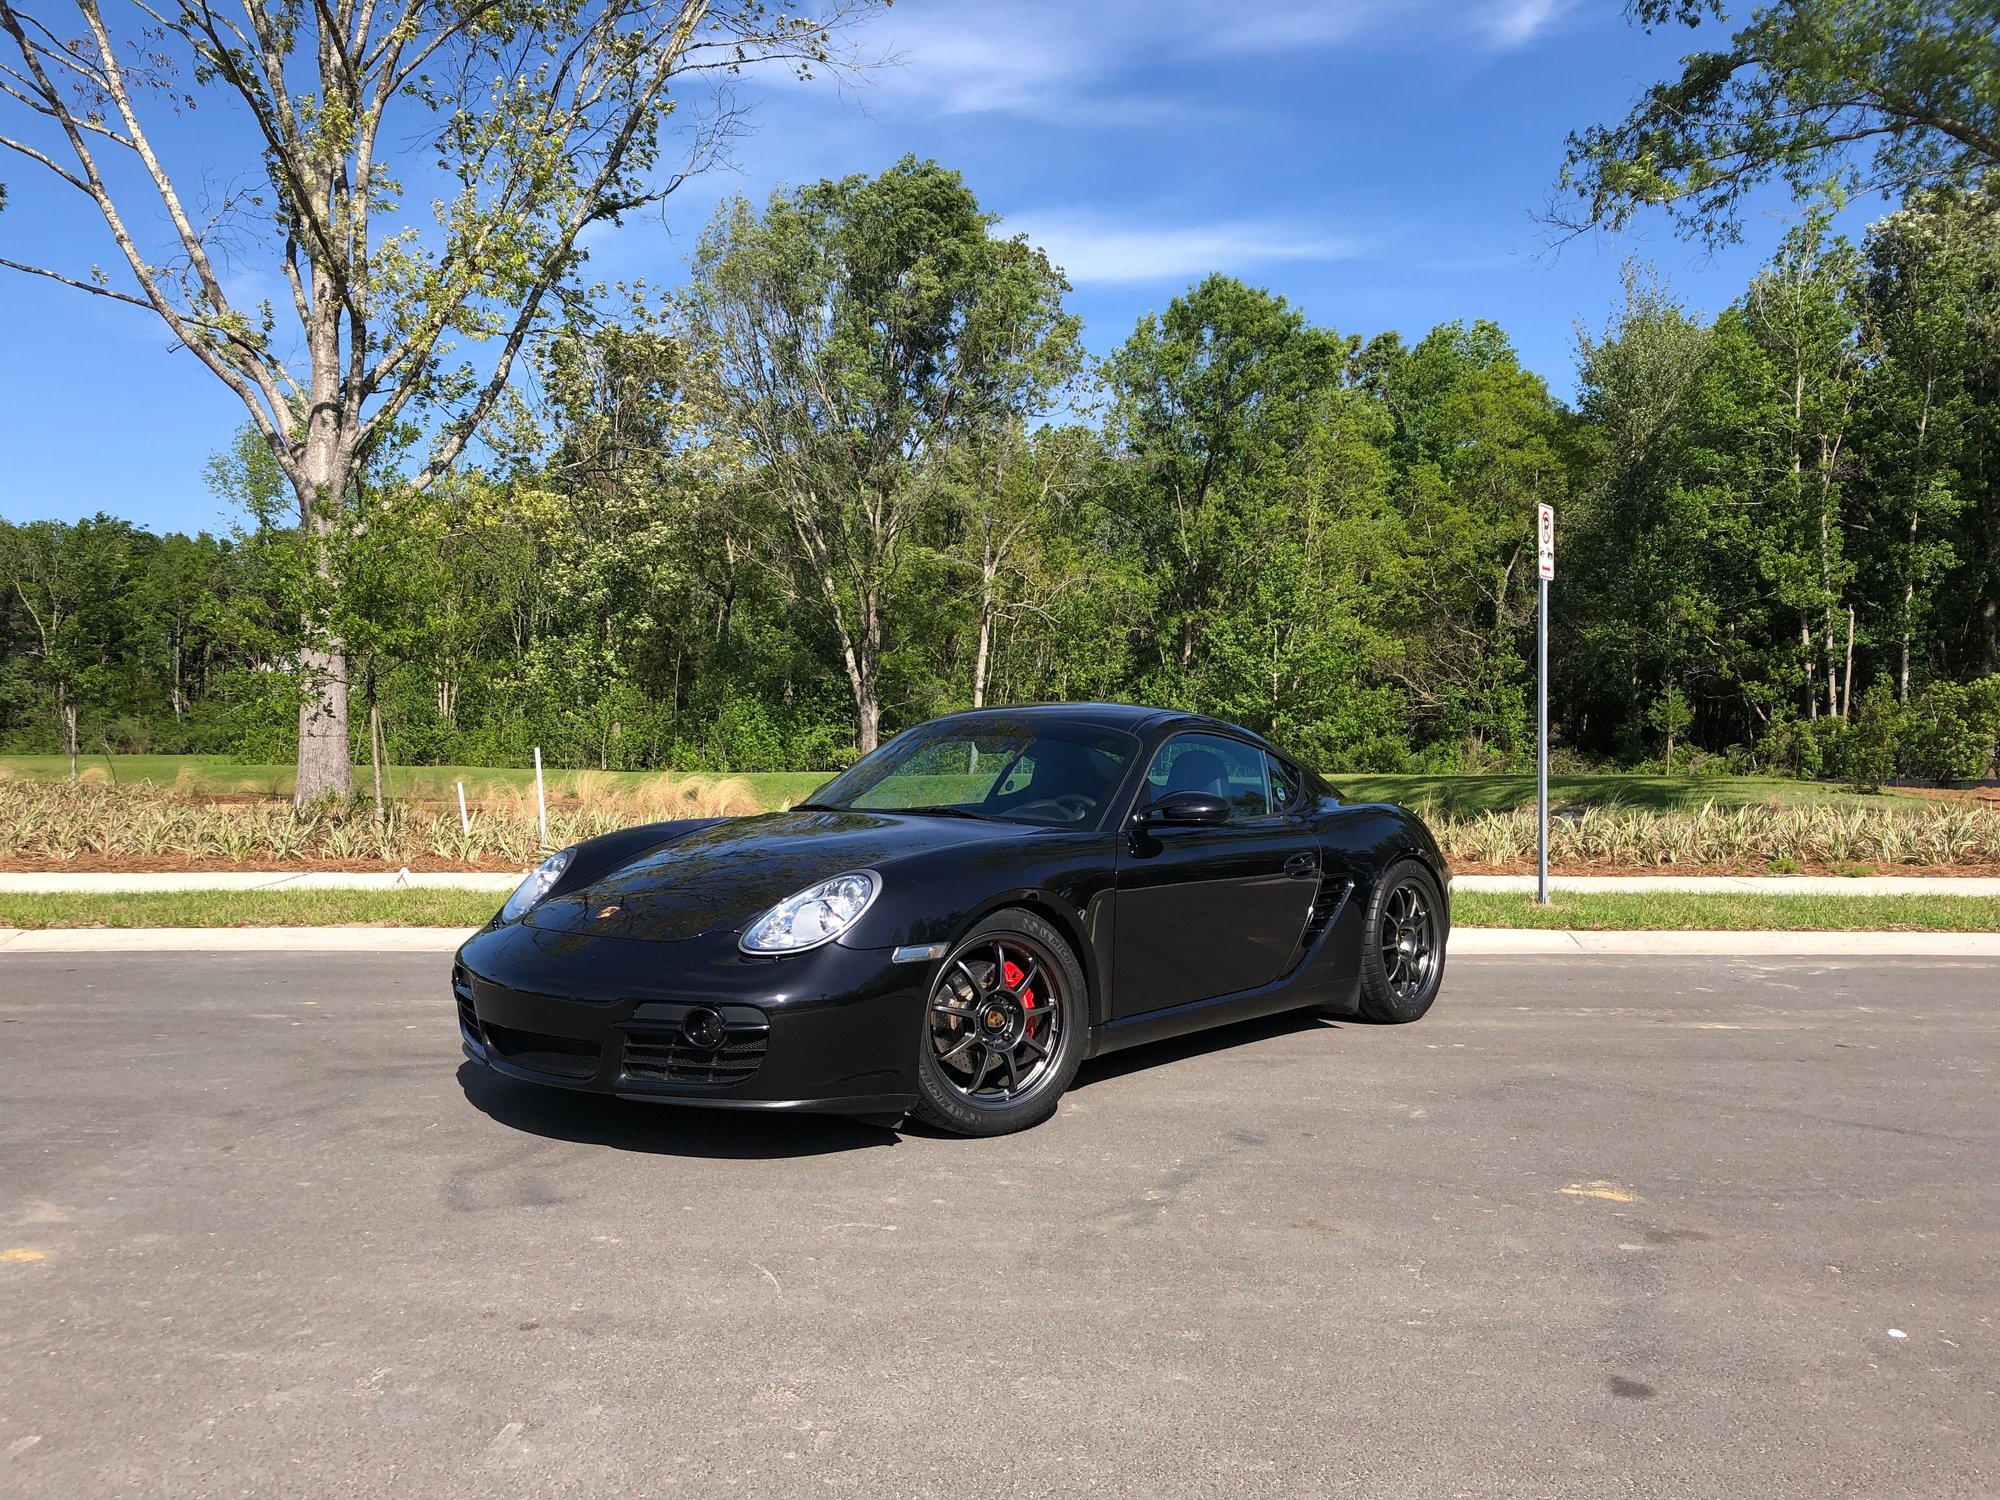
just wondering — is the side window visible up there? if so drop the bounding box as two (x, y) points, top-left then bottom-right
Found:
(1142, 734), (1271, 819)
(1267, 755), (1301, 812)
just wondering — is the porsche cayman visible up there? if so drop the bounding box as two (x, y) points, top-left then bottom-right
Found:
(453, 703), (1450, 1136)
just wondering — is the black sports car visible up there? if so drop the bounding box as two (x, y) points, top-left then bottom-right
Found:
(453, 704), (1450, 1136)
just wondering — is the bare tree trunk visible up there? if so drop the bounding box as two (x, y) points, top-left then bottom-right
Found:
(293, 381), (352, 807)
(1841, 605), (1856, 720)
(1802, 618), (1818, 719)
(856, 687), (881, 755)
(971, 602), (994, 711)
(1898, 390), (1934, 704)
(62, 695), (77, 777)
(971, 534), (998, 712)
(369, 698), (385, 831)
(296, 641), (351, 805)
(856, 588), (882, 754)
(1821, 502), (1840, 721)
(1899, 574), (1915, 703)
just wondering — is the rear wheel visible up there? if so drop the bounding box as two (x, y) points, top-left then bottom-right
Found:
(912, 910), (1086, 1137)
(1355, 861), (1447, 1023)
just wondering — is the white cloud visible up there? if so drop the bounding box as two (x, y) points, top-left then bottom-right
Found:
(1004, 210), (1363, 285)
(860, 0), (1578, 124)
(1481, 0), (1576, 49)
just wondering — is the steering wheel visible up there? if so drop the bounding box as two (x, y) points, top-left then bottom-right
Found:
(1007, 793), (1095, 824)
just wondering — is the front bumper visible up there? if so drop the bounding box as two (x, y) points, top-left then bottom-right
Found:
(453, 919), (925, 1116)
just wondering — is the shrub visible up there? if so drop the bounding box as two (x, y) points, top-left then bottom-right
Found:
(1832, 683), (1903, 791)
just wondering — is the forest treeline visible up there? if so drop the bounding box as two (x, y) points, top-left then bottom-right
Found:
(4, 162), (2000, 782)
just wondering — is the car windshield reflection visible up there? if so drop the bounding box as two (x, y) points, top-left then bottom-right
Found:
(810, 719), (1137, 828)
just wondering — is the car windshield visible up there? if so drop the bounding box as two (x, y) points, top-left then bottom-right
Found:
(808, 719), (1138, 827)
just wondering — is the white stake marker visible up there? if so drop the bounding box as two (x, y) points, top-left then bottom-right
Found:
(533, 747), (547, 846)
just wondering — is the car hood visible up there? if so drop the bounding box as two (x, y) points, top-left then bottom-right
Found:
(521, 807), (1029, 943)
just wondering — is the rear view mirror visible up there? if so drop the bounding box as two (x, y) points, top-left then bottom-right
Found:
(1136, 791), (1230, 828)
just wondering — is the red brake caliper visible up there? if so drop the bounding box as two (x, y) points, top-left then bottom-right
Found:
(1001, 959), (1037, 1037)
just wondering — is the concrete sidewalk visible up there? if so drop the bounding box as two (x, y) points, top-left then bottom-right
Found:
(6, 926), (1999, 955)
(6, 869), (2000, 895)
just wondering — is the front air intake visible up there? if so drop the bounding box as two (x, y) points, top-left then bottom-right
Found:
(621, 1014), (769, 1088)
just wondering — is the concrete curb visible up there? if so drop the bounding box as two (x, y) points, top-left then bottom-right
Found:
(1449, 929), (2000, 956)
(0, 927), (481, 952)
(3, 927), (1998, 956)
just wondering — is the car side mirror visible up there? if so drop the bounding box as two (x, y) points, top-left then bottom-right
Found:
(1135, 791), (1230, 828)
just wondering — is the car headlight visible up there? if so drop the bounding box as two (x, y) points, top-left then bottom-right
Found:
(501, 847), (575, 923)
(740, 870), (879, 954)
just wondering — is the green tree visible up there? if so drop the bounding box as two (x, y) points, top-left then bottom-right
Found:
(687, 157), (1080, 752)
(1852, 188), (1996, 696)
(0, 0), (873, 802)
(1732, 218), (1867, 720)
(1362, 321), (1576, 765)
(0, 516), (138, 764)
(1554, 0), (2000, 246)
(1104, 275), (1348, 688)
(1567, 268), (1727, 758)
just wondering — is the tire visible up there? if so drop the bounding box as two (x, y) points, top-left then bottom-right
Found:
(1355, 860), (1448, 1024)
(912, 909), (1088, 1137)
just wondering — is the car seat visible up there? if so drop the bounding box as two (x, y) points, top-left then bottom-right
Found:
(1162, 748), (1229, 798)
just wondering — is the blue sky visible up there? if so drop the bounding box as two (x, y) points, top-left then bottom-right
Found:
(0, 0), (1861, 533)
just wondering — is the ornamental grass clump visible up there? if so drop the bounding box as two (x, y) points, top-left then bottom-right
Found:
(1432, 800), (2000, 870)
(0, 774), (764, 869)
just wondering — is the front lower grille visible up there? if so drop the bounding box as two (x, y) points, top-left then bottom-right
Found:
(481, 1022), (601, 1080)
(452, 965), (478, 1037)
(622, 1019), (769, 1088)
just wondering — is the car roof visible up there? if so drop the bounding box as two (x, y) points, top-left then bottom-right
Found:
(925, 702), (1281, 751)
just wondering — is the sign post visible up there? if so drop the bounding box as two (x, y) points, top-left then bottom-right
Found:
(1535, 504), (1555, 906)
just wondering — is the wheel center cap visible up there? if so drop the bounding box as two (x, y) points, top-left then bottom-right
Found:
(983, 1005), (1009, 1032)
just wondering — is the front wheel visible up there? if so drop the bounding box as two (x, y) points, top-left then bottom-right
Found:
(912, 909), (1087, 1136)
(1355, 861), (1447, 1023)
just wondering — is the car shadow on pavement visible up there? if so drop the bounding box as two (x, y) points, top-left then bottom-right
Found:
(1069, 1009), (1347, 1091)
(455, 1062), (897, 1159)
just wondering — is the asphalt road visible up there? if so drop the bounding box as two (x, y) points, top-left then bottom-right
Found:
(1, 954), (1994, 1499)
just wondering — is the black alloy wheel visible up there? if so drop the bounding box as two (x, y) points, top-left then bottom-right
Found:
(1355, 861), (1448, 1024)
(913, 909), (1086, 1136)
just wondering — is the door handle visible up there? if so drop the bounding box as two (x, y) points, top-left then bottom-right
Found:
(1283, 852), (1318, 878)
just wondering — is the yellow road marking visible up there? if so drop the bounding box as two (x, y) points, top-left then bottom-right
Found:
(1560, 1182), (1639, 1203)
(0, 1247), (47, 1262)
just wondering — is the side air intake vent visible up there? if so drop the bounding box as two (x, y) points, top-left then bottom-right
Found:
(1300, 878), (1354, 952)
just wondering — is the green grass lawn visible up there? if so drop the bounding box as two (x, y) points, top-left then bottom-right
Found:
(1, 753), (1925, 815)
(1453, 890), (2000, 931)
(0, 889), (502, 928)
(6, 887), (1997, 931)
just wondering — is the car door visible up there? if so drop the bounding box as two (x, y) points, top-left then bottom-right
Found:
(1110, 733), (1320, 1019)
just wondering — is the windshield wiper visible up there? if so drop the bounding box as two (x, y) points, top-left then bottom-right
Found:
(790, 801), (841, 812)
(891, 805), (995, 820)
